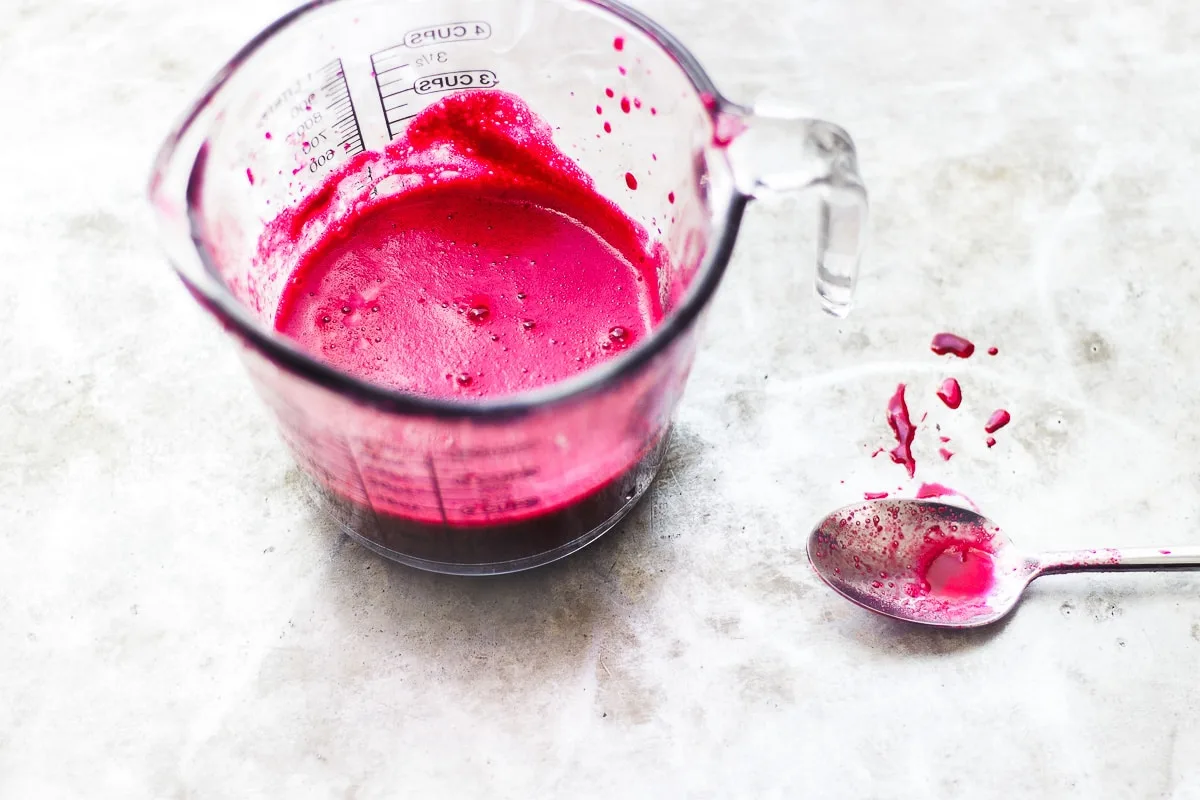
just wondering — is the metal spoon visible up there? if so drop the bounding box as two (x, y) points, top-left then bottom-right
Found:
(807, 498), (1200, 628)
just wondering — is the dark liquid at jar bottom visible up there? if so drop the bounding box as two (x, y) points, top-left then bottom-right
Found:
(303, 431), (670, 570)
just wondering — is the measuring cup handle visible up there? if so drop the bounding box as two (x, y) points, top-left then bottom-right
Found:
(724, 106), (869, 317)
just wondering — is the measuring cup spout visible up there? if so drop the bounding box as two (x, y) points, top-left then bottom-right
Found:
(722, 104), (869, 317)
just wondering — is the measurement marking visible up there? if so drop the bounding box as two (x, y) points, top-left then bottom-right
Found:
(372, 47), (408, 65)
(378, 76), (414, 91)
(373, 62), (411, 78)
(384, 100), (409, 114)
(381, 88), (414, 100)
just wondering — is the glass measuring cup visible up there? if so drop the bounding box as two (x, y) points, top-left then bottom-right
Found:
(149, 0), (868, 574)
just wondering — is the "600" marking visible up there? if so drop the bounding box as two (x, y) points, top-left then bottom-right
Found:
(414, 70), (498, 94)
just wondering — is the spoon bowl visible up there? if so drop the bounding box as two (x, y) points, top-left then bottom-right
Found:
(807, 499), (1034, 628)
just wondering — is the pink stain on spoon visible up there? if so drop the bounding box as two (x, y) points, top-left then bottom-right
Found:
(919, 543), (997, 599)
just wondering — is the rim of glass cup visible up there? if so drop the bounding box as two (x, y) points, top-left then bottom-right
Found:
(150, 0), (748, 420)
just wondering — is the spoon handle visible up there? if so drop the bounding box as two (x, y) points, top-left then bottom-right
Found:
(1037, 547), (1200, 574)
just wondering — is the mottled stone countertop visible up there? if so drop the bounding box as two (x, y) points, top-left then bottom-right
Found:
(4, 0), (1200, 796)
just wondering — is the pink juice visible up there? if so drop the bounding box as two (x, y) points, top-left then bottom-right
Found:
(263, 90), (675, 565)
(274, 187), (657, 398)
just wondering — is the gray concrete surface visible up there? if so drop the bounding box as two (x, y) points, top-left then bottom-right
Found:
(4, 0), (1200, 797)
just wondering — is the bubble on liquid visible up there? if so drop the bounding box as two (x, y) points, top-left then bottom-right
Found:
(490, 334), (499, 341)
(341, 305), (352, 314)
(455, 373), (474, 387)
(516, 292), (527, 300)
(321, 315), (331, 324)
(609, 326), (630, 346)
(371, 305), (380, 313)
(521, 319), (536, 331)
(467, 304), (490, 323)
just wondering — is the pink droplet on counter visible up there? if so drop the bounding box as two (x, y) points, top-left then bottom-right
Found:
(931, 332), (975, 358)
(246, 168), (255, 186)
(937, 377), (962, 409)
(625, 172), (638, 190)
(886, 383), (917, 478)
(984, 409), (1011, 434)
(613, 36), (624, 51)
(916, 482), (959, 500)
(865, 491), (889, 500)
(939, 448), (954, 461)
(987, 346), (999, 356)
(620, 97), (631, 114)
